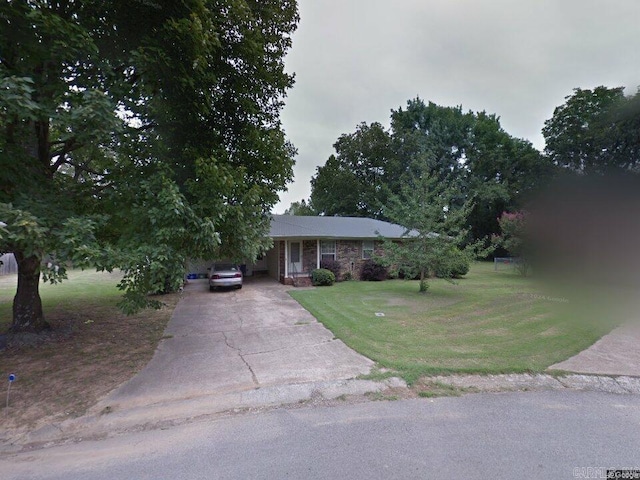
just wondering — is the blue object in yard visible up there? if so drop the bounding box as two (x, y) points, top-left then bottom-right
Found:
(240, 264), (247, 275)
(6, 373), (16, 410)
(187, 273), (197, 279)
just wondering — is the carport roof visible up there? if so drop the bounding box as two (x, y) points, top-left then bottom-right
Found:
(270, 215), (413, 239)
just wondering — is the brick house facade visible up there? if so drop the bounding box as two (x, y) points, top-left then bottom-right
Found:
(197, 215), (415, 285)
(272, 237), (389, 283)
(188, 216), (411, 283)
(332, 240), (385, 279)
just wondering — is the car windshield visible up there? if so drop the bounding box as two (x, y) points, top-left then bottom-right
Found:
(214, 264), (237, 272)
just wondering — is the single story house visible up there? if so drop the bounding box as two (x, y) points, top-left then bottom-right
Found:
(188, 215), (413, 284)
(267, 215), (411, 284)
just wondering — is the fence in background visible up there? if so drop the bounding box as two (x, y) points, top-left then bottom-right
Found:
(493, 257), (520, 271)
(0, 253), (17, 275)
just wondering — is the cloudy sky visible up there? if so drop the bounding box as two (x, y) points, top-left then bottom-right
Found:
(275, 0), (640, 212)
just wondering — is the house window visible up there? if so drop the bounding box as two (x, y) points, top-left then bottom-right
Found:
(362, 240), (374, 259)
(320, 240), (336, 261)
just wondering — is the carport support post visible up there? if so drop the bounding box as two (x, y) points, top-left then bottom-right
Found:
(316, 239), (320, 269)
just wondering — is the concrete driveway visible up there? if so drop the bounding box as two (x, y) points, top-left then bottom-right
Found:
(98, 277), (374, 412)
(550, 323), (640, 376)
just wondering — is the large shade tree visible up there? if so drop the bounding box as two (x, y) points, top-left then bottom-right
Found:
(283, 199), (315, 216)
(309, 98), (552, 242)
(543, 86), (640, 175)
(0, 0), (299, 332)
(310, 122), (393, 218)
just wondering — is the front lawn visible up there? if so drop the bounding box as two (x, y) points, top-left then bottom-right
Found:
(290, 262), (610, 383)
(0, 270), (177, 431)
(0, 270), (123, 332)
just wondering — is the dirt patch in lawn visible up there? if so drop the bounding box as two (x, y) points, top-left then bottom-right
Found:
(0, 293), (179, 435)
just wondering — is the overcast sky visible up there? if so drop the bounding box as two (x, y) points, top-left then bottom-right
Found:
(275, 0), (640, 212)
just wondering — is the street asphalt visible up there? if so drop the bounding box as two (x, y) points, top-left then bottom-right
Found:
(3, 390), (639, 480)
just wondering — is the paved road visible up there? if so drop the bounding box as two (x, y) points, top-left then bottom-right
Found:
(4, 390), (640, 480)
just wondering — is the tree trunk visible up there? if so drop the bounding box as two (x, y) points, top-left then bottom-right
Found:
(419, 268), (428, 293)
(11, 252), (48, 333)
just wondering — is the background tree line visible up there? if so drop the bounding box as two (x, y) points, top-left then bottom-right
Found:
(291, 87), (640, 248)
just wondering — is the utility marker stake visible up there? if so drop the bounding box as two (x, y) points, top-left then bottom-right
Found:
(6, 373), (16, 413)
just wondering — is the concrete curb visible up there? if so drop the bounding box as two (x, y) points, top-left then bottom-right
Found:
(3, 372), (640, 454)
(1, 377), (406, 453)
(431, 373), (640, 395)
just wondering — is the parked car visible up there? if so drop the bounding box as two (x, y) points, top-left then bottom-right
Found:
(209, 263), (243, 291)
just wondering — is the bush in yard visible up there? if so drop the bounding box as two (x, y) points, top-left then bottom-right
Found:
(312, 268), (335, 286)
(435, 247), (471, 279)
(450, 258), (470, 278)
(396, 268), (419, 280)
(320, 258), (341, 280)
(360, 260), (388, 281)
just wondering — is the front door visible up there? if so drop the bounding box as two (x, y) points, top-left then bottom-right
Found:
(289, 241), (302, 275)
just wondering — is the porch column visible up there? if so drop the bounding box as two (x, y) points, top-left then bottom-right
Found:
(316, 239), (320, 269)
(284, 240), (288, 278)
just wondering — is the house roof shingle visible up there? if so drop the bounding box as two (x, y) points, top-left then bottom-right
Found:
(269, 215), (411, 239)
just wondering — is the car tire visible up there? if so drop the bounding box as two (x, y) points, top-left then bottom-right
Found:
(236, 285), (242, 290)
(209, 286), (215, 292)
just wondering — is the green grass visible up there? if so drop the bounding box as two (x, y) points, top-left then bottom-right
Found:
(0, 270), (123, 331)
(290, 262), (612, 384)
(0, 269), (177, 429)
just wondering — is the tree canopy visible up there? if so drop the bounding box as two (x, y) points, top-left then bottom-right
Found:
(310, 122), (393, 218)
(0, 0), (299, 332)
(283, 199), (315, 216)
(310, 98), (553, 243)
(543, 86), (640, 175)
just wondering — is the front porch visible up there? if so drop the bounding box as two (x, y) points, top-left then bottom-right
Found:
(272, 239), (321, 286)
(266, 238), (381, 285)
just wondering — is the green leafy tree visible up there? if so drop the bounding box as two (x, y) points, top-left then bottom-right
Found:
(389, 99), (474, 183)
(543, 86), (640, 174)
(391, 99), (552, 242)
(381, 165), (475, 293)
(464, 112), (552, 242)
(493, 211), (530, 276)
(283, 199), (315, 216)
(0, 0), (298, 332)
(311, 122), (393, 218)
(310, 98), (553, 242)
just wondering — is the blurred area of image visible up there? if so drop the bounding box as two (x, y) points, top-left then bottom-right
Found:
(529, 172), (640, 330)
